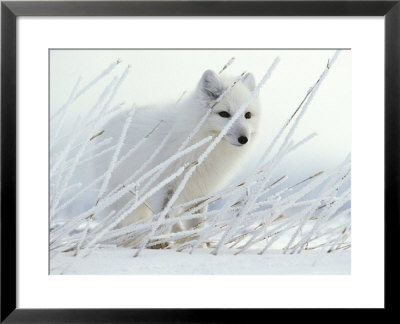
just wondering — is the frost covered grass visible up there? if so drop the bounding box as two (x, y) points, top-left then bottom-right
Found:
(50, 51), (350, 273)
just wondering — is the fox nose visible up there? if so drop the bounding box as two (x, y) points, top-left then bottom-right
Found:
(238, 136), (248, 145)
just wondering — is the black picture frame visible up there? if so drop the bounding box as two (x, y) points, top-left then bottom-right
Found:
(1, 0), (399, 322)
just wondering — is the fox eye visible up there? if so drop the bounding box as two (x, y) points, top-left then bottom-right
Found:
(245, 112), (252, 119)
(218, 111), (231, 118)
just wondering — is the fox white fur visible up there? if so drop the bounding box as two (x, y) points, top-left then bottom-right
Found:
(95, 69), (262, 238)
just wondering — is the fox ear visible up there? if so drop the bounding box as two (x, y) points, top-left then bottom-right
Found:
(199, 70), (223, 101)
(242, 73), (256, 91)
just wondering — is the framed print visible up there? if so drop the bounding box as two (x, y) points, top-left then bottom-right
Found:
(1, 0), (399, 322)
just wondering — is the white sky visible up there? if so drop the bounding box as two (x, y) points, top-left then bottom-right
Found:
(50, 49), (351, 183)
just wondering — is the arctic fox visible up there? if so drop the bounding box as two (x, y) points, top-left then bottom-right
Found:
(96, 69), (262, 243)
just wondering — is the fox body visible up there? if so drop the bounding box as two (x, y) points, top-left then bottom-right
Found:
(96, 69), (262, 236)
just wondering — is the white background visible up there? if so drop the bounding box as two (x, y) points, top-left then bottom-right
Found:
(18, 17), (384, 308)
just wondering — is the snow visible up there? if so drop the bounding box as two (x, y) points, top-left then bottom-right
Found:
(50, 247), (350, 275)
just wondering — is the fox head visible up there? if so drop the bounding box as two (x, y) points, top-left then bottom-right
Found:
(196, 69), (261, 147)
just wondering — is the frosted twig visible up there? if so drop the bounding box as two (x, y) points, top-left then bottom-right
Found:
(283, 154), (350, 253)
(288, 132), (317, 153)
(218, 57), (235, 74)
(62, 142), (116, 174)
(259, 51), (340, 167)
(97, 105), (136, 200)
(276, 51), (341, 162)
(51, 60), (119, 122)
(51, 76), (82, 144)
(50, 75), (117, 179)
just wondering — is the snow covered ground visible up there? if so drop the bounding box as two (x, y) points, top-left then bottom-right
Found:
(50, 248), (350, 275)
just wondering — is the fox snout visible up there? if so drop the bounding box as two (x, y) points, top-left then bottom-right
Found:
(234, 126), (251, 146)
(225, 126), (252, 146)
(238, 136), (248, 145)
